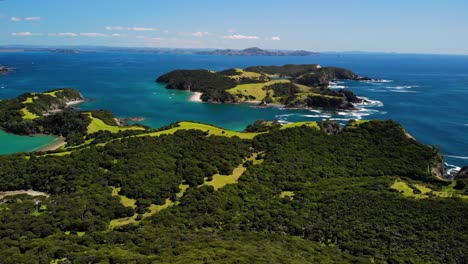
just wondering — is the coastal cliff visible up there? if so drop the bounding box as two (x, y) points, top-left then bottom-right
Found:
(157, 64), (370, 109)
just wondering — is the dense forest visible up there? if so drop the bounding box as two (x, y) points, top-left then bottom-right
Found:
(156, 64), (369, 108)
(1, 119), (466, 263)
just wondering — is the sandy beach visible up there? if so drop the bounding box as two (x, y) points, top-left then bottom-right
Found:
(66, 99), (85, 106)
(189, 92), (203, 102)
(39, 137), (66, 152)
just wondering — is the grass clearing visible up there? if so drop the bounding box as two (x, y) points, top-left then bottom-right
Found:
(109, 183), (190, 229)
(281, 121), (320, 130)
(203, 153), (263, 190)
(143, 121), (261, 139)
(86, 113), (145, 134)
(280, 191), (295, 199)
(227, 69), (263, 80)
(390, 179), (468, 199)
(111, 187), (137, 208)
(227, 80), (290, 100)
(43, 90), (62, 97)
(21, 107), (39, 120)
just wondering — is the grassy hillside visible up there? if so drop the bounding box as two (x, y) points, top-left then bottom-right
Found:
(1, 119), (465, 263)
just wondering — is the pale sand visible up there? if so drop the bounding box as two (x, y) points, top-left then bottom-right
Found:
(39, 137), (66, 152)
(0, 190), (49, 199)
(189, 92), (203, 102)
(66, 99), (85, 106)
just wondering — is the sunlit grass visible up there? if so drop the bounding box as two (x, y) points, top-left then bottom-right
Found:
(281, 121), (319, 130)
(227, 80), (290, 100)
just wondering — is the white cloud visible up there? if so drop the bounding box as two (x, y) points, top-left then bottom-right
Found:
(223, 34), (259, 40)
(25, 16), (41, 21)
(111, 33), (123, 37)
(11, 16), (41, 22)
(271, 36), (281, 41)
(11, 32), (41, 36)
(105, 26), (156, 31)
(132, 27), (155, 31)
(191, 31), (210, 37)
(80, 32), (107, 37)
(58, 32), (79, 37)
(105, 26), (124, 30)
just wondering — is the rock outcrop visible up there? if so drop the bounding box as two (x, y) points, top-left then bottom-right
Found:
(457, 166), (468, 179)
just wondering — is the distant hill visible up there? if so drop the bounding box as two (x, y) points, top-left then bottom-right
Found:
(197, 47), (318, 56)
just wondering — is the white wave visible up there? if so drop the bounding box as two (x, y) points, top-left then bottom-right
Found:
(309, 109), (325, 114)
(389, 90), (418, 93)
(363, 79), (393, 84)
(445, 155), (468, 160)
(445, 162), (461, 177)
(464, 124), (468, 127)
(375, 79), (393, 83)
(328, 85), (347, 89)
(356, 97), (384, 107)
(302, 114), (332, 118)
(387, 85), (419, 89)
(276, 113), (296, 118)
(330, 118), (351, 121)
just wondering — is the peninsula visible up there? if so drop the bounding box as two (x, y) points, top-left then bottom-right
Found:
(157, 64), (370, 109)
(0, 88), (145, 147)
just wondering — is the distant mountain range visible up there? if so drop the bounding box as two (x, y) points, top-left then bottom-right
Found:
(196, 47), (318, 56)
(0, 45), (320, 56)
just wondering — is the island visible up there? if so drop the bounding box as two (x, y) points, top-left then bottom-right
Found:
(157, 64), (371, 109)
(0, 65), (13, 75)
(196, 47), (318, 56)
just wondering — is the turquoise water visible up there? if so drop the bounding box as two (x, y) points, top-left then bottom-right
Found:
(0, 52), (467, 171)
(0, 130), (57, 155)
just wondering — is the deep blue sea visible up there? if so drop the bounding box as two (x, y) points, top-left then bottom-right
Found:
(1, 51), (467, 172)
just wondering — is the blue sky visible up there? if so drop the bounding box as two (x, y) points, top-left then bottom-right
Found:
(1, 0), (467, 54)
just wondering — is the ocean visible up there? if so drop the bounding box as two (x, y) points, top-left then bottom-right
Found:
(0, 51), (467, 171)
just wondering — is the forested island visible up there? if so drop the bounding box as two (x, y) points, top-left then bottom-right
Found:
(0, 65), (13, 75)
(0, 88), (467, 263)
(157, 64), (371, 109)
(196, 47), (318, 56)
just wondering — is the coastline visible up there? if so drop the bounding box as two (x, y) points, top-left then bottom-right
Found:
(66, 99), (85, 106)
(38, 136), (66, 152)
(189, 92), (203, 102)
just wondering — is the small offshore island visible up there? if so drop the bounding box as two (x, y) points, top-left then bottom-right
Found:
(157, 64), (371, 109)
(0, 65), (14, 75)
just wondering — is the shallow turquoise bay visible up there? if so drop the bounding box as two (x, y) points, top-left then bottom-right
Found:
(0, 52), (467, 170)
(0, 130), (57, 155)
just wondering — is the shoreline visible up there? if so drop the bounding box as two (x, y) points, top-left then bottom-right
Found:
(38, 136), (66, 152)
(189, 92), (203, 102)
(66, 99), (85, 106)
